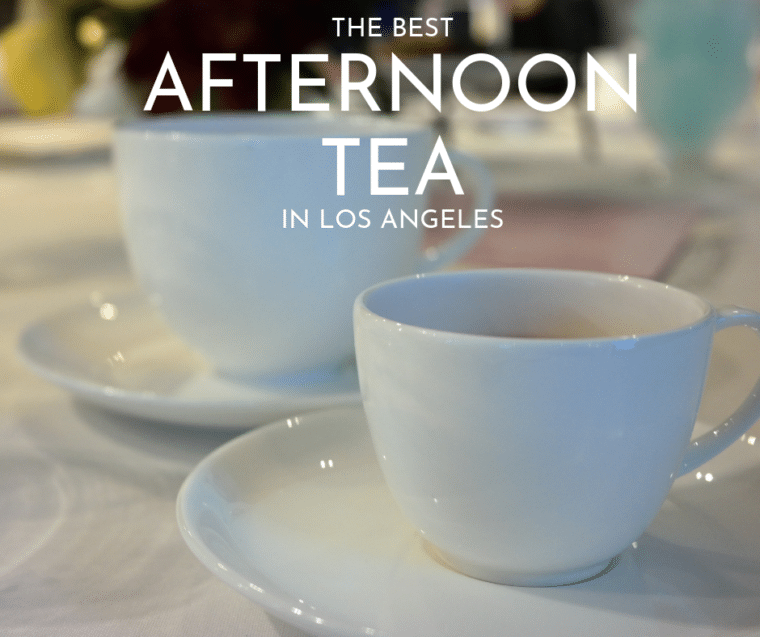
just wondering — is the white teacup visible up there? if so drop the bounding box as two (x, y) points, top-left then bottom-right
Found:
(114, 114), (491, 381)
(353, 268), (760, 586)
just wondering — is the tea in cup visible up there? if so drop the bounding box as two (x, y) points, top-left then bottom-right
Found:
(353, 268), (760, 586)
(114, 114), (491, 381)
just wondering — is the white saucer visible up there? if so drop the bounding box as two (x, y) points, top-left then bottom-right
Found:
(18, 295), (360, 428)
(0, 117), (112, 158)
(177, 406), (760, 637)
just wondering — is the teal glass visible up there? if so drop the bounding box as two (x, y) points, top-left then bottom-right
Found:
(635, 0), (757, 161)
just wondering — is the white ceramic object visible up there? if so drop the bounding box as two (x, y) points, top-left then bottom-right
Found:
(177, 406), (760, 637)
(114, 113), (491, 380)
(353, 268), (760, 586)
(17, 294), (360, 427)
(0, 117), (112, 157)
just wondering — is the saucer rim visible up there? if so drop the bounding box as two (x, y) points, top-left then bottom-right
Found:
(175, 405), (760, 637)
(176, 407), (367, 636)
(17, 294), (361, 428)
(0, 117), (113, 158)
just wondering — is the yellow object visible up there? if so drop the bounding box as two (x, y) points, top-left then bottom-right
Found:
(0, 0), (162, 116)
(76, 15), (108, 50)
(0, 19), (85, 116)
(512, 0), (547, 19)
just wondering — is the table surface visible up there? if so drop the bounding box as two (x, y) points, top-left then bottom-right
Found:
(3, 92), (760, 636)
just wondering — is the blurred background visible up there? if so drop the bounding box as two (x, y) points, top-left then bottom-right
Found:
(0, 0), (636, 116)
(2, 0), (760, 286)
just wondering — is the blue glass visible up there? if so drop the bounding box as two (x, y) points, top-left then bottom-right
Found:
(635, 0), (756, 160)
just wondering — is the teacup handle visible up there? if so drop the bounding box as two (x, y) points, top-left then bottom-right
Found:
(679, 306), (760, 476)
(418, 149), (494, 272)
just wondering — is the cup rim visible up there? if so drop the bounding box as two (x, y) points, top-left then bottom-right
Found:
(355, 268), (714, 345)
(115, 112), (432, 141)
